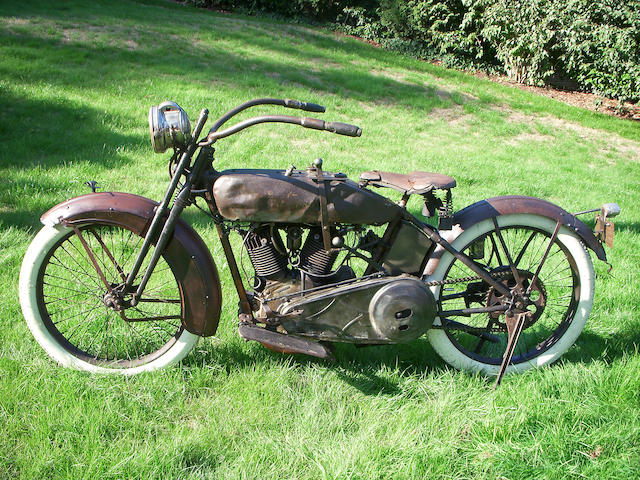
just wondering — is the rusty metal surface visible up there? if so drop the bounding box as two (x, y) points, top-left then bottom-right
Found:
(595, 208), (616, 248)
(314, 159), (333, 250)
(41, 192), (222, 337)
(359, 170), (456, 194)
(212, 169), (400, 225)
(453, 196), (607, 261)
(41, 192), (156, 231)
(494, 311), (527, 388)
(68, 223), (114, 294)
(205, 190), (253, 314)
(238, 322), (333, 359)
(369, 278), (436, 342)
(381, 220), (433, 275)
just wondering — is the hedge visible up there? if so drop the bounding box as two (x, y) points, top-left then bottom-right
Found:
(186, 0), (640, 102)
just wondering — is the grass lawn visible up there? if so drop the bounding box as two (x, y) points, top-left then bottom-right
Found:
(1, 0), (639, 478)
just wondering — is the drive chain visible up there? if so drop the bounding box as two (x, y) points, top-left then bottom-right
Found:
(424, 270), (513, 287)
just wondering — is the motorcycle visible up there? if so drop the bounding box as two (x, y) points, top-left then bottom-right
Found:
(19, 98), (620, 384)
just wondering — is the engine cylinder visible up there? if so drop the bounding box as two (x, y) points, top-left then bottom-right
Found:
(299, 228), (338, 276)
(246, 228), (288, 280)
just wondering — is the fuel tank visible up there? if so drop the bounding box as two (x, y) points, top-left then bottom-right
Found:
(212, 168), (400, 225)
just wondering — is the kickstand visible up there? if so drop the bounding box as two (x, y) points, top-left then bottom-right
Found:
(494, 311), (526, 388)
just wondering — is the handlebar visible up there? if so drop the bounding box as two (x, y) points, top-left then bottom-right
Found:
(300, 118), (362, 137)
(209, 97), (326, 133)
(283, 99), (325, 113)
(324, 122), (362, 137)
(201, 114), (362, 145)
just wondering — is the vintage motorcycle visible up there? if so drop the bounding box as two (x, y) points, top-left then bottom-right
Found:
(19, 98), (620, 383)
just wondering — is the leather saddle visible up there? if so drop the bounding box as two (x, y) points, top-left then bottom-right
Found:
(359, 170), (456, 195)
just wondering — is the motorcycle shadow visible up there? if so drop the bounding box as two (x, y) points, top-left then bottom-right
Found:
(331, 341), (452, 395)
(182, 325), (639, 394)
(184, 337), (462, 396)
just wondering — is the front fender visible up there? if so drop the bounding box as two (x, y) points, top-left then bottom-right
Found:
(424, 195), (606, 275)
(41, 192), (222, 336)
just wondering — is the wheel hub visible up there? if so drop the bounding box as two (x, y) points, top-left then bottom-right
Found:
(102, 283), (132, 312)
(102, 291), (124, 311)
(485, 268), (546, 329)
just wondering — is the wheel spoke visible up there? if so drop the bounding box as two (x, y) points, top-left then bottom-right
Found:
(438, 221), (582, 367)
(89, 228), (128, 283)
(35, 223), (185, 369)
(492, 217), (523, 288)
(513, 231), (537, 267)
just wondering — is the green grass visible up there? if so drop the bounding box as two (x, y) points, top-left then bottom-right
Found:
(1, 0), (640, 478)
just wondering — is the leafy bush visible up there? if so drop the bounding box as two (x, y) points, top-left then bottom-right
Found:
(556, 1), (640, 102)
(377, 0), (488, 69)
(480, 0), (558, 85)
(480, 0), (640, 101)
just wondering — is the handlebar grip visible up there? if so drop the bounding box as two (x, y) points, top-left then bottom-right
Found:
(300, 101), (326, 113)
(300, 117), (326, 131)
(284, 99), (326, 113)
(325, 122), (362, 137)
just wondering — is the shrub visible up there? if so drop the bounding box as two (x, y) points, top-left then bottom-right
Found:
(556, 1), (640, 102)
(184, 0), (368, 21)
(377, 0), (488, 69)
(480, 0), (640, 101)
(480, 0), (558, 85)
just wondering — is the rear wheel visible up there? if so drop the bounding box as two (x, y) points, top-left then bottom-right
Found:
(19, 223), (198, 374)
(427, 214), (594, 375)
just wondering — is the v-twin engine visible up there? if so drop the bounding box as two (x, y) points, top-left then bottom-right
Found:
(245, 226), (339, 283)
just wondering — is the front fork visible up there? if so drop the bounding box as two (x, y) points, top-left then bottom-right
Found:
(123, 109), (210, 306)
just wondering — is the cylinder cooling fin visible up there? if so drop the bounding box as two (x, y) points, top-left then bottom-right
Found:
(245, 227), (288, 279)
(245, 226), (343, 287)
(299, 228), (339, 276)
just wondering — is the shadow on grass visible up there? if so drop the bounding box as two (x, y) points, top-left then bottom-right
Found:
(564, 326), (640, 365)
(184, 335), (449, 396)
(331, 340), (452, 395)
(0, 89), (139, 170)
(183, 340), (259, 372)
(0, 4), (465, 111)
(610, 221), (640, 236)
(0, 89), (142, 232)
(183, 320), (638, 395)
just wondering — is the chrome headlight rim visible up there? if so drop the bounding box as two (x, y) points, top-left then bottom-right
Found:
(148, 101), (192, 153)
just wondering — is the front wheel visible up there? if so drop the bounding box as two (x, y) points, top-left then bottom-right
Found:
(19, 223), (199, 374)
(427, 214), (595, 376)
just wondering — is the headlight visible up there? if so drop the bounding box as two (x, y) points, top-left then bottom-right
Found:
(148, 101), (191, 153)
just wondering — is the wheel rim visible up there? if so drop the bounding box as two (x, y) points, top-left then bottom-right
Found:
(438, 225), (580, 365)
(36, 224), (185, 368)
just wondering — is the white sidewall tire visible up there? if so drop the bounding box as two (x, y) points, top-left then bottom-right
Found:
(19, 225), (199, 375)
(426, 214), (595, 375)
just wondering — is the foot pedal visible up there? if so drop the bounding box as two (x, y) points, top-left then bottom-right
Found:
(238, 322), (333, 360)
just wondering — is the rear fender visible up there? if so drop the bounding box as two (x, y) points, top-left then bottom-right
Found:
(424, 195), (606, 276)
(41, 192), (222, 336)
